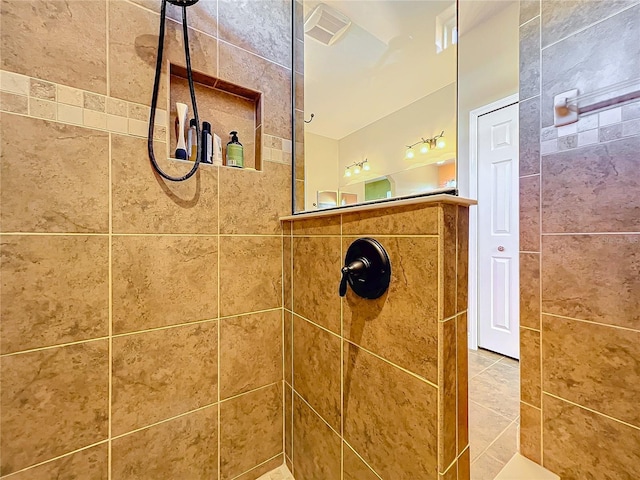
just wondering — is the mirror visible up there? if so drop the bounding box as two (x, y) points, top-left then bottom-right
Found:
(293, 0), (458, 213)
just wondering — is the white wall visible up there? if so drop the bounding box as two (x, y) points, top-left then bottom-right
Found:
(457, 1), (520, 197)
(304, 132), (339, 209)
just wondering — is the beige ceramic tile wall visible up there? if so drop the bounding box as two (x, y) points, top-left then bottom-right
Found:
(518, 2), (640, 478)
(285, 202), (471, 480)
(0, 0), (293, 478)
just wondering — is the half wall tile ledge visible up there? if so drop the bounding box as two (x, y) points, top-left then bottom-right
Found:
(281, 193), (476, 221)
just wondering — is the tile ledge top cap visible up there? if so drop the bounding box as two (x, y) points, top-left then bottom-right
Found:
(281, 193), (476, 221)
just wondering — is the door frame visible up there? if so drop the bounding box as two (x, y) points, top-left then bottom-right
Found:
(468, 93), (519, 351)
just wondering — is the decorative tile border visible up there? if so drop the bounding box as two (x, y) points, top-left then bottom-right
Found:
(0, 69), (167, 141)
(0, 69), (293, 166)
(540, 101), (640, 155)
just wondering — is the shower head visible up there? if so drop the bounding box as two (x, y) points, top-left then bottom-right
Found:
(166, 0), (199, 6)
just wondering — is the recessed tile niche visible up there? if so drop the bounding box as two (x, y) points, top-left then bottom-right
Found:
(169, 64), (263, 170)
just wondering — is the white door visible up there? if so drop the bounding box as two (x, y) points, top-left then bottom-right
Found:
(477, 104), (519, 359)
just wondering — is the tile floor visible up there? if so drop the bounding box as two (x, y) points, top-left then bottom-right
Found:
(468, 348), (520, 480)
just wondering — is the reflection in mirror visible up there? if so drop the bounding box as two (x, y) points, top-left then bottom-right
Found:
(293, 0), (458, 212)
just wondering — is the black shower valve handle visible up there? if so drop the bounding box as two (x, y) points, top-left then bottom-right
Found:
(339, 258), (371, 297)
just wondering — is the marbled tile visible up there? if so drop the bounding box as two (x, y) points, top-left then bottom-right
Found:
(519, 175), (540, 252)
(235, 455), (284, 480)
(543, 394), (640, 479)
(295, 180), (305, 213)
(0, 70), (29, 94)
(519, 253), (540, 330)
(520, 0), (540, 25)
(520, 328), (541, 408)
(541, 5), (640, 127)
(342, 204), (439, 235)
(441, 204), (457, 320)
(542, 136), (640, 233)
(293, 393), (341, 480)
(439, 318), (457, 471)
(623, 118), (640, 137)
(468, 402), (511, 461)
(486, 420), (518, 464)
(1, 0), (106, 93)
(292, 236), (341, 333)
(6, 443), (108, 480)
(343, 343), (438, 480)
(457, 313), (469, 454)
(219, 163), (291, 234)
(111, 134), (218, 234)
(219, 236), (282, 317)
(285, 383), (293, 459)
(541, 0), (636, 47)
(542, 235), (640, 329)
(519, 16), (540, 101)
(468, 350), (498, 378)
(293, 315), (341, 431)
(219, 42), (291, 140)
(112, 236), (217, 334)
(519, 96), (541, 176)
(284, 311), (293, 382)
(343, 237), (439, 383)
(599, 123), (623, 142)
(623, 101), (640, 121)
(0, 341), (109, 475)
(108, 1), (165, 106)
(284, 235), (292, 311)
(292, 216), (341, 235)
(344, 444), (380, 480)
(469, 361), (520, 421)
(220, 384), (283, 480)
(1, 114), (109, 233)
(471, 454), (505, 480)
(295, 139), (304, 181)
(220, 310), (282, 399)
(166, 0), (217, 38)
(28, 78), (55, 100)
(440, 463), (456, 480)
(0, 91), (27, 113)
(458, 448), (470, 480)
(218, 0), (292, 67)
(112, 405), (217, 480)
(1, 235), (109, 354)
(457, 206), (470, 314)
(542, 315), (640, 426)
(111, 322), (217, 435)
(520, 402), (541, 464)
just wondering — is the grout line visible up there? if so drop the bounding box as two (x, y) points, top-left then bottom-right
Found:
(342, 441), (384, 480)
(469, 400), (518, 424)
(542, 392), (640, 432)
(0, 336), (110, 358)
(0, 439), (110, 479)
(293, 390), (341, 438)
(216, 17), (221, 477)
(468, 356), (502, 380)
(111, 402), (219, 441)
(540, 231), (640, 236)
(540, 3), (640, 51)
(229, 453), (284, 480)
(340, 216), (344, 480)
(519, 14), (540, 29)
(542, 312), (640, 334)
(107, 130), (113, 480)
(472, 417), (519, 464)
(520, 325), (541, 333)
(520, 399), (541, 411)
(519, 172), (540, 179)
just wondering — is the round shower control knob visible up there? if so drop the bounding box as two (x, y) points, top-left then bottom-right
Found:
(339, 238), (391, 300)
(498, 246), (505, 252)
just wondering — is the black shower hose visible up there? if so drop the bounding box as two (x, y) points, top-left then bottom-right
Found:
(148, 0), (201, 182)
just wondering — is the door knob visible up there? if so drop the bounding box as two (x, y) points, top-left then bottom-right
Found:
(498, 246), (505, 252)
(339, 238), (391, 299)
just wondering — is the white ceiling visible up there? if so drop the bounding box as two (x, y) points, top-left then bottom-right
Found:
(303, 0), (517, 139)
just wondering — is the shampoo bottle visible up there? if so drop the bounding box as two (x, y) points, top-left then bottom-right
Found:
(226, 131), (244, 168)
(201, 122), (213, 164)
(174, 102), (188, 160)
(187, 119), (198, 161)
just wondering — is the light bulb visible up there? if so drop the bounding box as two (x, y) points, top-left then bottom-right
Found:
(354, 166), (361, 175)
(405, 148), (415, 159)
(363, 162), (370, 171)
(344, 168), (351, 177)
(437, 138), (446, 149)
(420, 143), (429, 154)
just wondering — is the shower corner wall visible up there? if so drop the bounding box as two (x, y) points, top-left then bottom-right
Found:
(284, 199), (472, 480)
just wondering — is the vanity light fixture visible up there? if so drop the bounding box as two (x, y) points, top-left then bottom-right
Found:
(344, 159), (370, 177)
(405, 131), (446, 159)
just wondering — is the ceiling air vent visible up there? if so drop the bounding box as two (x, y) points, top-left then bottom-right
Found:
(304, 4), (351, 46)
